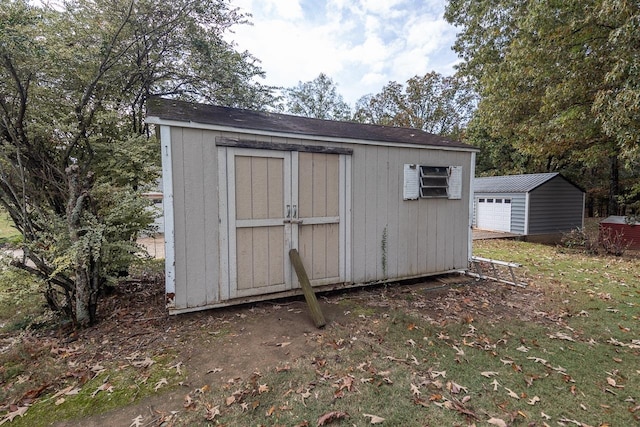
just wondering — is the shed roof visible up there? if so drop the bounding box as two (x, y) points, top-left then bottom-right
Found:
(474, 173), (565, 193)
(146, 98), (475, 151)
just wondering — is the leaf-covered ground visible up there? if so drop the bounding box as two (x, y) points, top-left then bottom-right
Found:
(1, 240), (638, 426)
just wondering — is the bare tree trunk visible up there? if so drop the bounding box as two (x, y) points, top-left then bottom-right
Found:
(66, 164), (96, 327)
(608, 154), (619, 216)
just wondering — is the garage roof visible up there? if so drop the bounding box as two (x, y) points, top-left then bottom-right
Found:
(474, 173), (561, 193)
(146, 98), (476, 151)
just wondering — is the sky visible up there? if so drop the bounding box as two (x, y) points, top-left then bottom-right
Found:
(228, 0), (461, 107)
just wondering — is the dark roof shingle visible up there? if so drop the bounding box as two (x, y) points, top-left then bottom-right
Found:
(146, 98), (474, 150)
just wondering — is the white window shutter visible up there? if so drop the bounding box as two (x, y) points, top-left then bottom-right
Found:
(403, 164), (419, 200)
(448, 166), (463, 199)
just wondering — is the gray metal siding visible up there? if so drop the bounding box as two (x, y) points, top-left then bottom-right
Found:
(510, 194), (526, 234)
(528, 176), (584, 234)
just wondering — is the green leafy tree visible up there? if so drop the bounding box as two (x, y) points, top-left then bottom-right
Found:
(354, 72), (476, 138)
(445, 0), (639, 215)
(283, 73), (351, 120)
(0, 0), (274, 327)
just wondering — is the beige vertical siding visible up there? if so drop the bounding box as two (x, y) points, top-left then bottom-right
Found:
(170, 127), (220, 308)
(349, 144), (471, 283)
(169, 127), (472, 311)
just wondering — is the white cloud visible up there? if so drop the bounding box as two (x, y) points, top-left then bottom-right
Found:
(228, 0), (459, 106)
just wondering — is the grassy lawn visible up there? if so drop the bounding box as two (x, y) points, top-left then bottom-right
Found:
(0, 208), (20, 246)
(173, 240), (639, 426)
(1, 239), (639, 426)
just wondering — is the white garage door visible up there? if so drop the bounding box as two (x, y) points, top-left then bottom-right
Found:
(476, 198), (511, 232)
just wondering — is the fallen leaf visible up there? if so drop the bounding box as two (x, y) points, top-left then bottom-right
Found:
(204, 405), (220, 421)
(55, 397), (66, 406)
(481, 371), (499, 378)
(317, 410), (349, 426)
(487, 417), (507, 427)
(516, 345), (529, 352)
(2, 405), (29, 422)
(196, 384), (210, 393)
(91, 382), (113, 397)
(154, 378), (168, 392)
(431, 370), (446, 378)
(411, 383), (421, 397)
(363, 413), (385, 424)
(277, 341), (291, 347)
(528, 396), (540, 405)
(505, 387), (520, 399)
(258, 383), (269, 394)
(266, 405), (275, 417)
(491, 379), (500, 391)
(132, 357), (154, 369)
(183, 394), (194, 408)
(130, 415), (144, 427)
(170, 361), (183, 375)
(225, 395), (236, 406)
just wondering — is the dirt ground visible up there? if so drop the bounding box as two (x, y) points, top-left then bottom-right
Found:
(4, 272), (543, 427)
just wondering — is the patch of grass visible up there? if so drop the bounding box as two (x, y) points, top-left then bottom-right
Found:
(0, 266), (46, 332)
(173, 240), (640, 426)
(0, 208), (21, 246)
(8, 354), (184, 427)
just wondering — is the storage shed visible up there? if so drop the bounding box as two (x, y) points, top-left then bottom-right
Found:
(599, 216), (640, 250)
(146, 98), (478, 314)
(473, 173), (585, 239)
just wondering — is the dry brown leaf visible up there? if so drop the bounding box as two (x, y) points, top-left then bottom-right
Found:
(277, 341), (291, 347)
(487, 417), (507, 427)
(317, 410), (349, 426)
(258, 383), (269, 394)
(154, 378), (168, 392)
(481, 371), (499, 378)
(410, 383), (421, 397)
(91, 382), (113, 398)
(505, 387), (520, 399)
(170, 361), (183, 375)
(1, 405), (29, 423)
(204, 405), (220, 421)
(528, 396), (540, 405)
(132, 357), (154, 369)
(55, 397), (66, 406)
(183, 394), (194, 408)
(225, 395), (236, 406)
(265, 405), (276, 417)
(129, 415), (144, 427)
(363, 413), (385, 424)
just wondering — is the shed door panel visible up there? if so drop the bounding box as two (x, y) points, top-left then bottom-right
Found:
(297, 153), (341, 285)
(231, 152), (291, 297)
(225, 148), (347, 299)
(476, 198), (511, 232)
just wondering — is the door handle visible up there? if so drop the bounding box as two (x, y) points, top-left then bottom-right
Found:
(292, 205), (297, 218)
(286, 205), (291, 218)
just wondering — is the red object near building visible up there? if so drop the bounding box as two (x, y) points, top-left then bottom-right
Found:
(599, 216), (640, 250)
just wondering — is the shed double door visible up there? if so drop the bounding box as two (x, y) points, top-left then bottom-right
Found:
(222, 148), (347, 299)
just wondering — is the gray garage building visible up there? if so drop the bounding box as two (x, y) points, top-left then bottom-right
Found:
(473, 173), (585, 239)
(146, 98), (478, 314)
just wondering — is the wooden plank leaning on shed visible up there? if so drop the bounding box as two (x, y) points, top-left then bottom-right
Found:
(289, 249), (326, 328)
